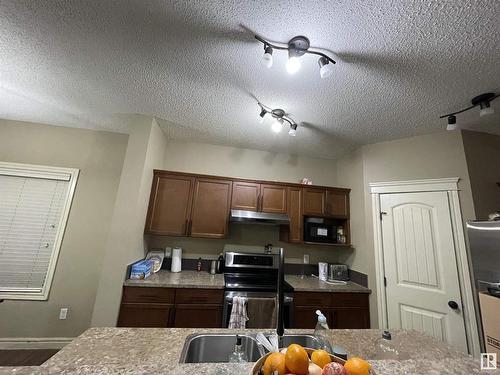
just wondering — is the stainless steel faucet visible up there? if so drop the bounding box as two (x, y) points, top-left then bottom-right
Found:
(276, 247), (285, 338)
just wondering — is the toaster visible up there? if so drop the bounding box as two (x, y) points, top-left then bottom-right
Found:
(328, 263), (349, 281)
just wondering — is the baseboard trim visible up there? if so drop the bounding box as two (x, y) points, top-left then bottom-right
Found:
(0, 337), (73, 349)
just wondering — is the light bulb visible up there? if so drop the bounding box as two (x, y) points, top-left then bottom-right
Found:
(271, 119), (283, 133)
(479, 105), (494, 117)
(318, 57), (333, 78)
(446, 115), (457, 131)
(261, 46), (273, 69)
(286, 57), (301, 74)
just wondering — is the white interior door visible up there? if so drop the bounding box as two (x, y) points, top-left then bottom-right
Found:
(380, 191), (468, 352)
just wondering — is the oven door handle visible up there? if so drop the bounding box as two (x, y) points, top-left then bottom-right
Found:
(225, 295), (293, 304)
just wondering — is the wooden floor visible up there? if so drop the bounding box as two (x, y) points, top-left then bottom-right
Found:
(0, 349), (58, 366)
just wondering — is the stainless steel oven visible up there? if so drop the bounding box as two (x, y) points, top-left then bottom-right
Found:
(223, 251), (295, 328)
(222, 290), (294, 328)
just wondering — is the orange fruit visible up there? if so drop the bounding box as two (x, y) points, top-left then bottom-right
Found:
(311, 349), (332, 369)
(284, 344), (309, 375)
(344, 357), (371, 375)
(262, 352), (286, 375)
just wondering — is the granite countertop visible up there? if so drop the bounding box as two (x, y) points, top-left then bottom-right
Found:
(123, 270), (225, 289)
(13, 327), (488, 374)
(285, 275), (371, 293)
(123, 271), (371, 293)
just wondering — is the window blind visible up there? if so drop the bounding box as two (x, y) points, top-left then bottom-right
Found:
(0, 174), (70, 294)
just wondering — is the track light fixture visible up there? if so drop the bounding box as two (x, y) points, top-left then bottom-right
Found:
(440, 92), (499, 130)
(261, 46), (273, 68)
(257, 102), (298, 136)
(446, 115), (457, 131)
(255, 34), (336, 78)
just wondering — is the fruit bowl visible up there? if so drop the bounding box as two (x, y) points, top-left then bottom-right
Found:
(250, 348), (347, 375)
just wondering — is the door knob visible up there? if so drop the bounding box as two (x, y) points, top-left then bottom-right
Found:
(448, 300), (459, 310)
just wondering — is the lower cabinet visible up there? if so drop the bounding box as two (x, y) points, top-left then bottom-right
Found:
(293, 292), (370, 329)
(117, 303), (173, 328)
(118, 287), (369, 329)
(117, 286), (223, 328)
(173, 304), (223, 328)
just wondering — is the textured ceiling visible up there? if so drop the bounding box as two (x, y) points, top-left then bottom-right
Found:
(1, 1), (499, 159)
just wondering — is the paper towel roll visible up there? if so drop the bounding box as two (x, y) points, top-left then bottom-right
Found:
(171, 247), (182, 273)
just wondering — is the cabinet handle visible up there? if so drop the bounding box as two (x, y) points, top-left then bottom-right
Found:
(188, 220), (192, 235)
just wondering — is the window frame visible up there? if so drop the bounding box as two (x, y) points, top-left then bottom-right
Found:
(0, 162), (79, 300)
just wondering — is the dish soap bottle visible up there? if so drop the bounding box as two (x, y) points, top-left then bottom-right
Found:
(228, 335), (248, 363)
(314, 310), (331, 351)
(375, 330), (400, 360)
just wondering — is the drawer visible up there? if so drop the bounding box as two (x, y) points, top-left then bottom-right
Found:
(175, 288), (223, 305)
(121, 286), (175, 304)
(330, 293), (369, 308)
(294, 292), (332, 307)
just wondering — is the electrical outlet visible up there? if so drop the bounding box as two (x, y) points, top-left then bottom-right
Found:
(59, 307), (68, 320)
(303, 254), (310, 264)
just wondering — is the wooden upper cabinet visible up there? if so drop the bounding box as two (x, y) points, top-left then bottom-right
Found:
(326, 189), (349, 218)
(231, 182), (260, 211)
(285, 187), (302, 243)
(260, 184), (287, 214)
(189, 178), (232, 238)
(302, 188), (326, 216)
(145, 173), (194, 235)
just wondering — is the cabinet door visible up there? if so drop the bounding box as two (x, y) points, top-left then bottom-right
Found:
(231, 182), (260, 211)
(260, 184), (287, 213)
(326, 190), (349, 218)
(145, 173), (194, 235)
(285, 187), (302, 243)
(332, 308), (370, 329)
(302, 188), (326, 216)
(189, 178), (232, 238)
(293, 306), (320, 329)
(173, 304), (223, 328)
(117, 303), (172, 328)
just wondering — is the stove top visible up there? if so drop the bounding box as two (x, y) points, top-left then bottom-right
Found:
(223, 251), (293, 292)
(224, 272), (293, 292)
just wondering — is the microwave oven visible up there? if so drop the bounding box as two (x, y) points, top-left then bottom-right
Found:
(304, 218), (337, 243)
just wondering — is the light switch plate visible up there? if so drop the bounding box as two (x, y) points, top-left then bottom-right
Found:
(303, 254), (310, 264)
(59, 307), (68, 320)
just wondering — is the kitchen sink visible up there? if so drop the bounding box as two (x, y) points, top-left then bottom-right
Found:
(179, 333), (332, 363)
(179, 333), (264, 363)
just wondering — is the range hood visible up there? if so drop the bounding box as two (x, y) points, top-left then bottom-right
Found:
(230, 209), (290, 225)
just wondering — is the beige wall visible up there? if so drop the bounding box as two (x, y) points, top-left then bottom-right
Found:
(336, 130), (476, 328)
(0, 119), (128, 338)
(462, 130), (500, 220)
(163, 141), (338, 186)
(91, 117), (168, 327)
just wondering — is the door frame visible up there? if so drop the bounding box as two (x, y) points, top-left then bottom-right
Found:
(369, 178), (480, 356)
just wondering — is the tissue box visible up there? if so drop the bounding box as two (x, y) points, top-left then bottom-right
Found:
(130, 259), (154, 279)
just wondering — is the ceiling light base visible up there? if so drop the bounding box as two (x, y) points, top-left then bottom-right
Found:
(288, 36), (310, 57)
(271, 109), (286, 118)
(471, 93), (495, 106)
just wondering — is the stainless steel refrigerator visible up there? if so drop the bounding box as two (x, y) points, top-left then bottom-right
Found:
(466, 220), (500, 352)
